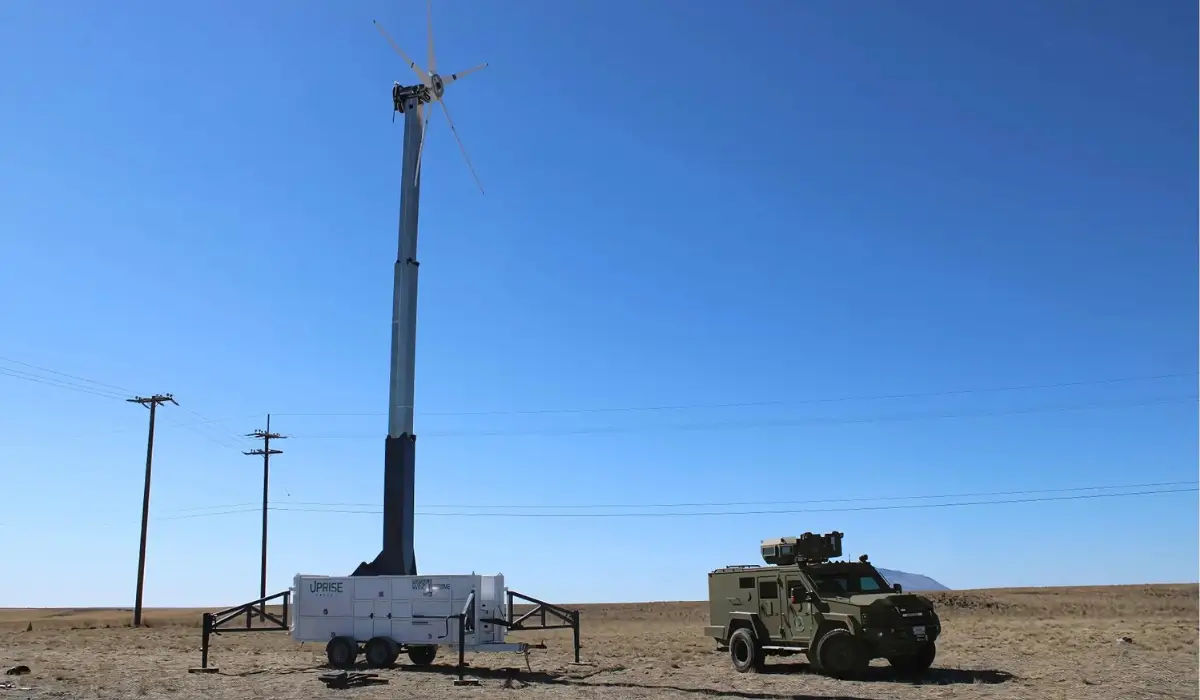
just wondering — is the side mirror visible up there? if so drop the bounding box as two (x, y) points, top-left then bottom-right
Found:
(892, 583), (903, 593)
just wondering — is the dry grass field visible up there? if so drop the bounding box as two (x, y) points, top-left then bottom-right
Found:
(1, 584), (1196, 699)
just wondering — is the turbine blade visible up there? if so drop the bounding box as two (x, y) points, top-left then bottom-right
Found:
(426, 0), (437, 75)
(438, 98), (484, 194)
(373, 19), (429, 84)
(441, 63), (488, 87)
(414, 102), (435, 186)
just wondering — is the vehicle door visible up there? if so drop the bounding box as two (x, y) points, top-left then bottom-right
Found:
(783, 575), (817, 644)
(756, 576), (784, 640)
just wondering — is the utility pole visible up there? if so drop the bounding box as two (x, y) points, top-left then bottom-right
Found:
(126, 393), (177, 628)
(244, 414), (285, 621)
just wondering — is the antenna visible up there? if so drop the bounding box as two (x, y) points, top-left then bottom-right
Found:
(373, 1), (488, 193)
(354, 1), (488, 580)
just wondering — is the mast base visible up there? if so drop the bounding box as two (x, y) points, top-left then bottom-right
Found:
(351, 435), (417, 577)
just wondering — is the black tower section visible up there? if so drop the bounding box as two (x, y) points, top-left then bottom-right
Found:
(353, 435), (417, 576)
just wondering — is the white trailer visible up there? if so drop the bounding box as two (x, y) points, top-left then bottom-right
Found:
(187, 573), (579, 675)
(292, 572), (544, 668)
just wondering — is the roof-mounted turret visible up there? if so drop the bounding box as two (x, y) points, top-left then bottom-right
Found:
(761, 531), (843, 566)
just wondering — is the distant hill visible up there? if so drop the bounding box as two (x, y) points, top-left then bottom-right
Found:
(877, 568), (950, 592)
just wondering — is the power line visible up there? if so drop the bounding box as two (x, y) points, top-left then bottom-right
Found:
(159, 413), (250, 453)
(5, 355), (1189, 434)
(269, 370), (1197, 418)
(155, 486), (1196, 521)
(0, 356), (256, 448)
(178, 405), (256, 448)
(0, 366), (128, 401)
(287, 395), (1198, 439)
(155, 479), (1200, 515)
(64, 413), (262, 440)
(159, 506), (263, 520)
(0, 355), (134, 395)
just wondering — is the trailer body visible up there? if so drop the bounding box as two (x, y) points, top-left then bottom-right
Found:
(292, 572), (525, 658)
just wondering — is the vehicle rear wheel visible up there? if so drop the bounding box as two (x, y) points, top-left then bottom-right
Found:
(728, 627), (764, 673)
(364, 636), (398, 668)
(407, 644), (438, 666)
(888, 640), (936, 675)
(815, 628), (868, 679)
(325, 636), (358, 669)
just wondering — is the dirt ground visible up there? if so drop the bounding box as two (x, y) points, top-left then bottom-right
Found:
(1, 584), (1196, 699)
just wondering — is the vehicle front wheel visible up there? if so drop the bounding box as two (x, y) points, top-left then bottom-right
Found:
(728, 627), (764, 673)
(888, 640), (936, 675)
(815, 628), (868, 679)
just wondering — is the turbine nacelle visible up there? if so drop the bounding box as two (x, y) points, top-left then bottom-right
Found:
(373, 1), (487, 194)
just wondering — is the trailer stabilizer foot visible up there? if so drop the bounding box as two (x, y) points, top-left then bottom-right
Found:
(187, 668), (219, 674)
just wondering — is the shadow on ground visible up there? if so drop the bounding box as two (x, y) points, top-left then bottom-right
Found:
(395, 664), (880, 699)
(300, 659), (1013, 697)
(762, 662), (1016, 685)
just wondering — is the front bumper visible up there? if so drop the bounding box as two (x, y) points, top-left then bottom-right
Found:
(860, 621), (940, 656)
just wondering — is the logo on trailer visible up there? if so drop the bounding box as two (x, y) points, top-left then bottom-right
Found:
(309, 580), (344, 596)
(412, 578), (441, 596)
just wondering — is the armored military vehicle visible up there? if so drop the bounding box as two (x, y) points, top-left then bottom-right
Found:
(705, 531), (941, 678)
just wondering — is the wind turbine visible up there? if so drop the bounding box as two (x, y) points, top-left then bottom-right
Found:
(373, 0), (487, 193)
(353, 2), (487, 579)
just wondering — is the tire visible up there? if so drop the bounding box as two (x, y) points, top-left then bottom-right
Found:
(728, 627), (764, 673)
(364, 636), (398, 668)
(888, 640), (936, 676)
(805, 644), (823, 674)
(325, 636), (358, 669)
(384, 644), (402, 666)
(814, 628), (868, 679)
(407, 645), (438, 666)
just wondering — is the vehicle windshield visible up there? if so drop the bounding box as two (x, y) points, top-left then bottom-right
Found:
(807, 567), (892, 597)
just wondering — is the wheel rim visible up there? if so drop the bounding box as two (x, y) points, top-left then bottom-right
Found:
(367, 643), (386, 665)
(825, 639), (853, 671)
(333, 643), (351, 665)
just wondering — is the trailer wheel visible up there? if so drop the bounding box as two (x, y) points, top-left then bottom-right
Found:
(325, 636), (358, 669)
(384, 643), (401, 666)
(407, 644), (438, 666)
(364, 636), (399, 668)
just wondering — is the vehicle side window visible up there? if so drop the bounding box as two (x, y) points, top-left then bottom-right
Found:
(738, 577), (754, 589)
(817, 578), (847, 595)
(858, 576), (883, 592)
(759, 580), (778, 600)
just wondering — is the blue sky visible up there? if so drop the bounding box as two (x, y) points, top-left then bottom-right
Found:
(0, 0), (1196, 608)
